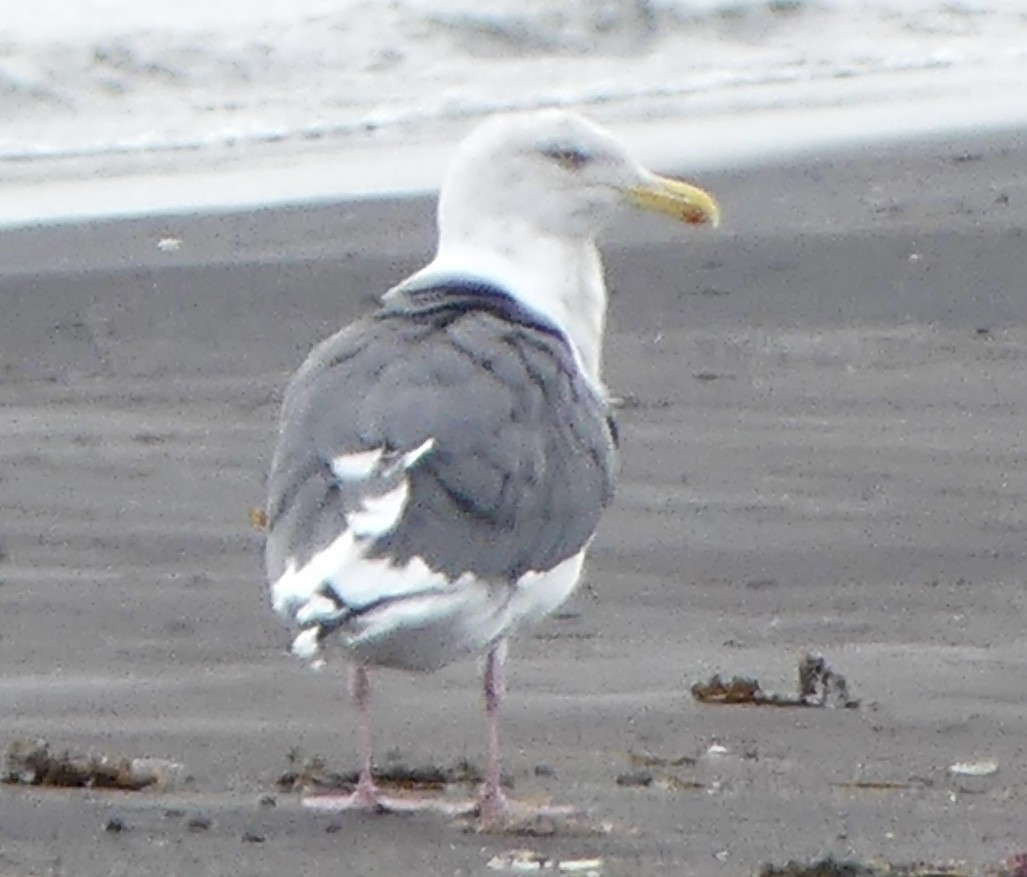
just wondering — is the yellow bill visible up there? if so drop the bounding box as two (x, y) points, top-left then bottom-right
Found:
(628, 175), (721, 228)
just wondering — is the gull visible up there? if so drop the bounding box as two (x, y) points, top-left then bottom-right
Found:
(264, 109), (719, 824)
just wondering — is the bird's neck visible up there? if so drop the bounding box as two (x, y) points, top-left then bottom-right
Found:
(399, 221), (608, 383)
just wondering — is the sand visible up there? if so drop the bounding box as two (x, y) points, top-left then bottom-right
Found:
(1, 129), (1026, 876)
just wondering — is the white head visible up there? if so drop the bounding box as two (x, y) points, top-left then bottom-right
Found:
(392, 110), (720, 384)
(439, 110), (648, 240)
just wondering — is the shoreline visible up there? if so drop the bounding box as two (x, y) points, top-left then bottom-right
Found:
(4, 64), (1027, 230)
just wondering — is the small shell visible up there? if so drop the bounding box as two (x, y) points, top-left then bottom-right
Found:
(486, 851), (603, 875)
(486, 850), (548, 872)
(948, 759), (998, 777)
(557, 858), (604, 874)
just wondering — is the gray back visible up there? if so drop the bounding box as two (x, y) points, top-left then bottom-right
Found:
(265, 280), (617, 587)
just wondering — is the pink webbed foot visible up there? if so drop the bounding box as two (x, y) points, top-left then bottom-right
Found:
(461, 789), (589, 835)
(302, 777), (390, 813)
(460, 643), (589, 833)
(310, 651), (592, 830)
(302, 788), (479, 816)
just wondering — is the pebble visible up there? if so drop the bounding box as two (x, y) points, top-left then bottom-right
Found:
(104, 816), (127, 834)
(615, 770), (653, 788)
(187, 815), (212, 832)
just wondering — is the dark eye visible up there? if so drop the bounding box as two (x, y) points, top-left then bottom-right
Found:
(542, 145), (591, 171)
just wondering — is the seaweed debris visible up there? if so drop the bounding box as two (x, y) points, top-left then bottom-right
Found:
(692, 651), (859, 709)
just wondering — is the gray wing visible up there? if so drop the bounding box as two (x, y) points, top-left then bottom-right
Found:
(265, 306), (616, 590)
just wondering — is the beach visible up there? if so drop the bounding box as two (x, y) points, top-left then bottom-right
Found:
(1, 125), (1026, 875)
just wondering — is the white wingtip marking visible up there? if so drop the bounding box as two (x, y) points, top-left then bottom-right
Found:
(401, 437), (436, 469)
(272, 436), (441, 665)
(270, 560), (302, 617)
(294, 594), (342, 626)
(271, 530), (357, 618)
(291, 628), (321, 660)
(348, 482), (409, 538)
(331, 439), (434, 484)
(330, 448), (384, 481)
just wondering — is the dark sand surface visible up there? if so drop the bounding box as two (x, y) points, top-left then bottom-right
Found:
(2, 130), (1026, 876)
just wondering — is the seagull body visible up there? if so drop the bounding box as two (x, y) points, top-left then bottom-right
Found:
(267, 276), (613, 673)
(264, 109), (719, 822)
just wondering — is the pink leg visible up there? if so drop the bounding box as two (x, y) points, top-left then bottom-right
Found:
(304, 664), (477, 816)
(303, 663), (385, 812)
(472, 640), (583, 831)
(303, 648), (582, 828)
(348, 663), (381, 807)
(479, 640), (510, 820)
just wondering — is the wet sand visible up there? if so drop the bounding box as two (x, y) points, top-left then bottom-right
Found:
(1, 130), (1026, 876)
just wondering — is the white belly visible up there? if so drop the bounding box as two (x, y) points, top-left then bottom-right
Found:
(339, 550), (587, 671)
